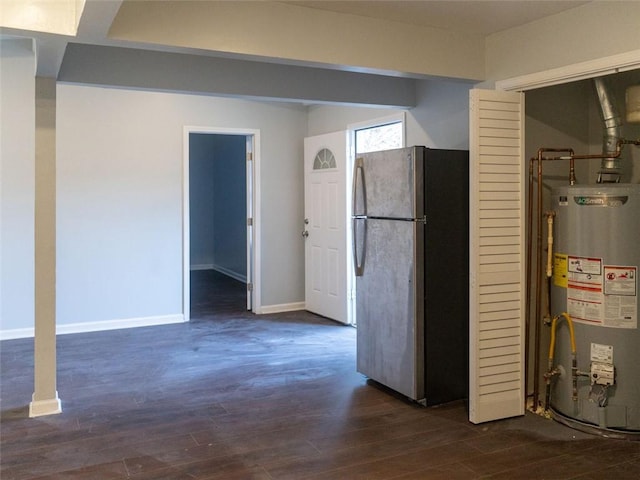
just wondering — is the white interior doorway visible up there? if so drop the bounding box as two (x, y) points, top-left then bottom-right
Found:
(183, 126), (261, 321)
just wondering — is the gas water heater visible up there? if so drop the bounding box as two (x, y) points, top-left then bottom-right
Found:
(550, 184), (640, 436)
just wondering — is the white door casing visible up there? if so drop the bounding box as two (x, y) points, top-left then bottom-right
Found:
(469, 89), (526, 424)
(245, 135), (254, 311)
(183, 126), (261, 319)
(304, 132), (349, 324)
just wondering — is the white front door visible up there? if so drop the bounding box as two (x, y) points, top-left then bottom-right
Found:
(304, 132), (349, 324)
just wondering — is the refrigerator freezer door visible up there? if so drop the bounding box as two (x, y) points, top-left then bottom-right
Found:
(353, 147), (424, 220)
(356, 217), (425, 401)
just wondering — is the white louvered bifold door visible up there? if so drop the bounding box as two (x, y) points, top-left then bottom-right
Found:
(469, 89), (525, 424)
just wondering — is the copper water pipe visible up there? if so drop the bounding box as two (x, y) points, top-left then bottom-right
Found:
(525, 160), (534, 406)
(527, 148), (574, 410)
(534, 153), (543, 409)
(570, 138), (640, 161)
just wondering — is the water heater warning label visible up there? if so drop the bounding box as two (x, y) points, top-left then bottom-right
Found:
(566, 257), (637, 329)
(603, 266), (637, 329)
(553, 253), (568, 288)
(567, 256), (604, 325)
(604, 266), (637, 295)
(590, 343), (613, 364)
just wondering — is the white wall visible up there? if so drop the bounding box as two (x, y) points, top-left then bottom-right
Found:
(486, 2), (640, 82)
(306, 104), (401, 137)
(0, 40), (35, 336)
(406, 80), (472, 149)
(56, 84), (306, 329)
(308, 79), (472, 150)
(110, 1), (485, 82)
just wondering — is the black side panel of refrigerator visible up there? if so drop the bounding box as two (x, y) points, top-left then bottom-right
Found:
(423, 148), (469, 406)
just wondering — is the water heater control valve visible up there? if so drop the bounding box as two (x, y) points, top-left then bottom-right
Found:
(591, 362), (615, 386)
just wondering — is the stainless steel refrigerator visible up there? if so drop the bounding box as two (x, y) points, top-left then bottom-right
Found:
(352, 146), (469, 405)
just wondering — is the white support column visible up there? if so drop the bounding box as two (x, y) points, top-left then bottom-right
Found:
(30, 77), (61, 417)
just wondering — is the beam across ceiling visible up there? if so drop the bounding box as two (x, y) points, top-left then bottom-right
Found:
(58, 43), (418, 107)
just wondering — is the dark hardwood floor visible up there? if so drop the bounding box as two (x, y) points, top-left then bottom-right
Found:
(1, 270), (638, 479)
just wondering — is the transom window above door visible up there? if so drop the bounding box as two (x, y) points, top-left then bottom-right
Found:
(354, 120), (403, 155)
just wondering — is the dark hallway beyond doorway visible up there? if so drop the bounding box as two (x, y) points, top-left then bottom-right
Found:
(190, 270), (247, 318)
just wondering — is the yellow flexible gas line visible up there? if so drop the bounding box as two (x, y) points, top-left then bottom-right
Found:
(558, 312), (576, 354)
(545, 312), (578, 411)
(548, 316), (557, 361)
(548, 312), (576, 361)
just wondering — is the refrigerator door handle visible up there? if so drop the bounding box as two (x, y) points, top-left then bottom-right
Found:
(352, 157), (367, 276)
(352, 157), (366, 217)
(352, 217), (366, 276)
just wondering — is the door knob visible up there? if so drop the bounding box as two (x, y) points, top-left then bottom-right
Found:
(302, 230), (309, 238)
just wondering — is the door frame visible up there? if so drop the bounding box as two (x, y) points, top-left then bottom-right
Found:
(346, 112), (406, 325)
(469, 50), (640, 424)
(495, 49), (640, 92)
(182, 126), (261, 320)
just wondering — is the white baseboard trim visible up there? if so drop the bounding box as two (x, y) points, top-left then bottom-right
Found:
(0, 314), (186, 340)
(211, 265), (247, 283)
(190, 264), (247, 283)
(0, 327), (35, 341)
(259, 302), (305, 314)
(57, 314), (186, 336)
(29, 392), (62, 417)
(190, 263), (216, 271)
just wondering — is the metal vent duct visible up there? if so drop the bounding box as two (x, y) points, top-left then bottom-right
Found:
(593, 77), (623, 180)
